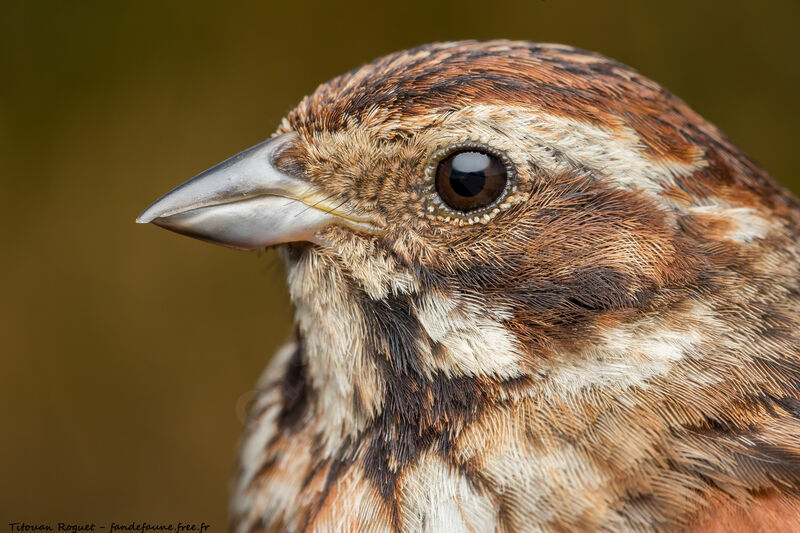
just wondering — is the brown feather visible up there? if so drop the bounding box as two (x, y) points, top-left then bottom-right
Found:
(230, 40), (800, 532)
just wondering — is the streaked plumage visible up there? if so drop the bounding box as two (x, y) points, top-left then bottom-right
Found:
(139, 41), (800, 532)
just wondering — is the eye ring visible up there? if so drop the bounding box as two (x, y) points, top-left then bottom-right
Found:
(424, 141), (517, 218)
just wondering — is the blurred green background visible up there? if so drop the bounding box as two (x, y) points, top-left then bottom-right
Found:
(2, 0), (798, 528)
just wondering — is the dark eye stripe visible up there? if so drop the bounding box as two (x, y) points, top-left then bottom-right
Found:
(435, 150), (508, 212)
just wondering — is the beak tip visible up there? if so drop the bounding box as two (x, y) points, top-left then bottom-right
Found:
(136, 205), (161, 224)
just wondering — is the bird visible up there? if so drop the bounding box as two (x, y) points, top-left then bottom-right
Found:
(137, 40), (800, 532)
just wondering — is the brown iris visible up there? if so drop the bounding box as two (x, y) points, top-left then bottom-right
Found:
(435, 150), (509, 212)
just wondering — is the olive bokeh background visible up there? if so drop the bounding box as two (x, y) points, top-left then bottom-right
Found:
(2, 0), (798, 527)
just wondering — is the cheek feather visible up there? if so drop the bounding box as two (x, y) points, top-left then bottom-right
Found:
(686, 204), (777, 243)
(535, 308), (707, 398)
(414, 290), (523, 380)
(318, 227), (419, 300)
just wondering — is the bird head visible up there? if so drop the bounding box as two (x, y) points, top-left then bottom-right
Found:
(138, 41), (798, 440)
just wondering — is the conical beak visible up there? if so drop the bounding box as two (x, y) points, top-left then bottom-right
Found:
(136, 133), (380, 250)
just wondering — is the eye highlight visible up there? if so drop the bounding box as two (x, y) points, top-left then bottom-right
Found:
(428, 143), (514, 215)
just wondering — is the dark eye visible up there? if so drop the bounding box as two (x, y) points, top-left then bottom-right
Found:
(435, 149), (509, 212)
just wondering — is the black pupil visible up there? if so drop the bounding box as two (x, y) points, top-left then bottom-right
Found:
(449, 152), (491, 197)
(435, 149), (508, 212)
